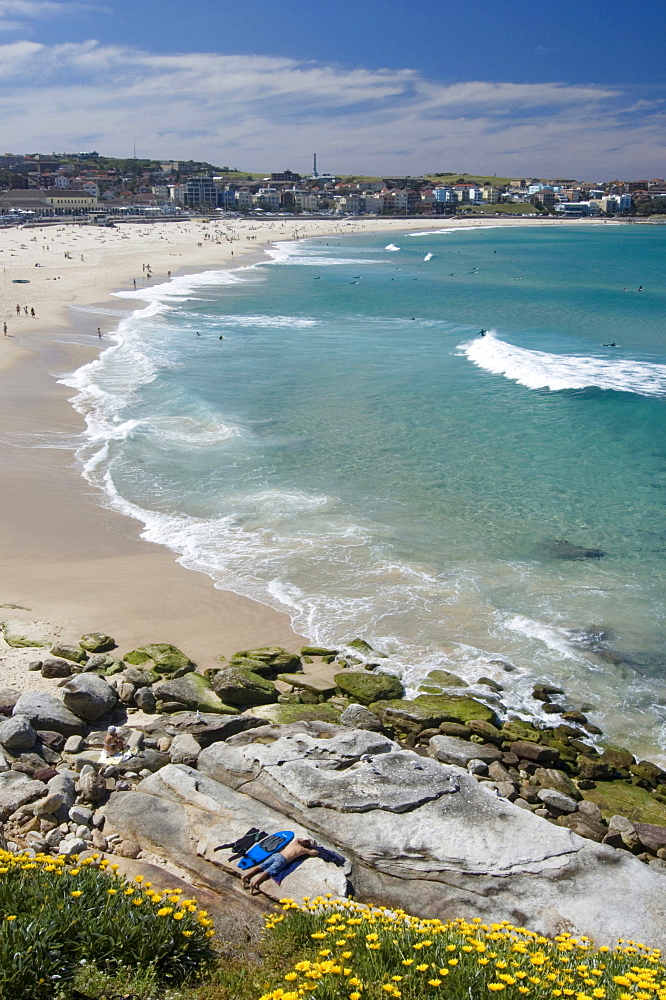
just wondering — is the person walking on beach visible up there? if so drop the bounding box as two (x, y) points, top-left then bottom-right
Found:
(3, 322), (7, 336)
(30, 308), (35, 318)
(240, 838), (319, 895)
(15, 304), (20, 316)
(97, 327), (102, 340)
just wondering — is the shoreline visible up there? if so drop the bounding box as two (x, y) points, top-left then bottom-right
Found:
(0, 213), (638, 688)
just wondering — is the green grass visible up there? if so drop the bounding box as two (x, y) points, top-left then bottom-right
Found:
(0, 850), (215, 999)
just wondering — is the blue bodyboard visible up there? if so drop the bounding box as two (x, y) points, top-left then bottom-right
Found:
(237, 831), (294, 870)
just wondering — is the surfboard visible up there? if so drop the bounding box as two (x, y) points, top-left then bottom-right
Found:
(237, 830), (294, 870)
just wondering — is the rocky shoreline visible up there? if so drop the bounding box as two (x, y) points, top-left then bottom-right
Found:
(1, 621), (666, 944)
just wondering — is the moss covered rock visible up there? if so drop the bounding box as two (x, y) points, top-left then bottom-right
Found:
(500, 719), (541, 744)
(347, 638), (387, 658)
(301, 646), (338, 657)
(583, 780), (666, 827)
(125, 644), (195, 674)
(370, 694), (497, 736)
(1, 618), (52, 648)
(419, 669), (469, 691)
(248, 702), (341, 725)
(229, 649), (302, 676)
(152, 673), (237, 715)
(599, 746), (635, 769)
(234, 647), (302, 671)
(227, 655), (276, 677)
(334, 671), (404, 705)
(50, 642), (87, 664)
(212, 667), (278, 706)
(79, 632), (116, 653)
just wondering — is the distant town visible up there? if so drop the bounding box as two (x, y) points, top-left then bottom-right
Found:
(1, 151), (665, 224)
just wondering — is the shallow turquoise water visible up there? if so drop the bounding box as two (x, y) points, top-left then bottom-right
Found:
(64, 223), (666, 757)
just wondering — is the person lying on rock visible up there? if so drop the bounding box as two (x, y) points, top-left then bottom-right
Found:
(240, 838), (319, 894)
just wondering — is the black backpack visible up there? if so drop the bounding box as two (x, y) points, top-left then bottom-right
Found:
(214, 827), (268, 861)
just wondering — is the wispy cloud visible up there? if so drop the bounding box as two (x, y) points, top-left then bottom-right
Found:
(0, 1), (95, 31)
(0, 39), (662, 177)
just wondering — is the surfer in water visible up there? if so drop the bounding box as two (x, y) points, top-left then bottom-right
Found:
(603, 342), (617, 347)
(478, 329), (487, 337)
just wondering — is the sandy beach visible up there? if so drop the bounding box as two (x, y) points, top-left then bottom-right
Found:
(0, 213), (612, 690)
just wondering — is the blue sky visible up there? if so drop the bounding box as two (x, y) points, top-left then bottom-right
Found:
(1, 0), (664, 178)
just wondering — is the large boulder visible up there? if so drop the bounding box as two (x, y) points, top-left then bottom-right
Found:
(534, 767), (582, 801)
(211, 667), (278, 706)
(79, 632), (116, 653)
(0, 771), (45, 820)
(370, 694), (497, 736)
(12, 692), (87, 737)
(334, 671), (404, 705)
(60, 674), (117, 722)
(428, 734), (502, 767)
(340, 704), (385, 732)
(152, 673), (237, 715)
(50, 642), (87, 664)
(124, 644), (195, 674)
(230, 648), (302, 676)
(190, 728), (666, 947)
(0, 715), (37, 750)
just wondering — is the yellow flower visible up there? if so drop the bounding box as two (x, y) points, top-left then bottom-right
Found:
(173, 911), (185, 921)
(182, 930), (193, 937)
(205, 930), (215, 938)
(134, 875), (144, 883)
(429, 980), (442, 987)
(416, 964), (429, 972)
(488, 985), (506, 992)
(285, 973), (298, 981)
(4, 915), (16, 922)
(449, 958), (459, 965)
(70, 891), (83, 898)
(350, 994), (361, 1000)
(157, 907), (173, 916)
(132, 898), (143, 906)
(311, 932), (326, 939)
(401, 960), (414, 966)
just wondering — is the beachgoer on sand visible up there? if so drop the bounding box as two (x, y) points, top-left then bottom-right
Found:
(241, 837), (319, 894)
(30, 308), (35, 318)
(3, 322), (7, 336)
(97, 327), (102, 339)
(15, 305), (20, 316)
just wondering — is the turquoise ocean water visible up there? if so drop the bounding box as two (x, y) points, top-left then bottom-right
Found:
(63, 223), (666, 757)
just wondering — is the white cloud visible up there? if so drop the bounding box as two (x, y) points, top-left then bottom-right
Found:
(0, 1), (94, 31)
(0, 39), (662, 177)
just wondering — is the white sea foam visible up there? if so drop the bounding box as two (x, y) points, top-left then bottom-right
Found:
(424, 253), (433, 261)
(266, 240), (383, 267)
(385, 244), (401, 251)
(459, 331), (666, 397)
(214, 314), (318, 329)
